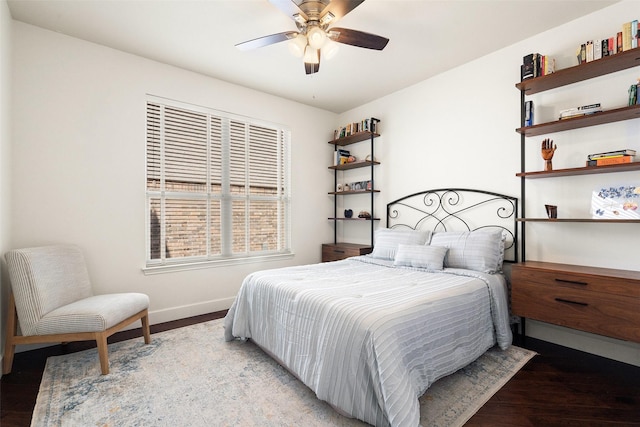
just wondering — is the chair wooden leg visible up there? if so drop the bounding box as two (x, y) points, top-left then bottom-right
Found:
(2, 294), (18, 375)
(141, 313), (151, 344)
(96, 332), (110, 375)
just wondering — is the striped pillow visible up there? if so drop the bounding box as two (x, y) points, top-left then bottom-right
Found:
(393, 244), (448, 270)
(430, 229), (505, 273)
(370, 228), (432, 260)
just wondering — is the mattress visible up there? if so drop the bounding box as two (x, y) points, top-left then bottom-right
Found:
(224, 256), (512, 426)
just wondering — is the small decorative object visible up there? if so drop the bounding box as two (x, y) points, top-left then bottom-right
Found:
(336, 183), (343, 192)
(541, 138), (557, 171)
(347, 155), (356, 163)
(365, 154), (376, 162)
(591, 185), (640, 219)
(545, 204), (558, 219)
(358, 211), (371, 219)
(344, 209), (353, 218)
(343, 183), (350, 191)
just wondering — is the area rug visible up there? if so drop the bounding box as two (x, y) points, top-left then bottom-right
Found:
(32, 319), (535, 427)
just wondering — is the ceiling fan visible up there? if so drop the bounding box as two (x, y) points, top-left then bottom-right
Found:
(236, 0), (389, 74)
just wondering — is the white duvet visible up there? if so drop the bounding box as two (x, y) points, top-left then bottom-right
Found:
(224, 256), (512, 427)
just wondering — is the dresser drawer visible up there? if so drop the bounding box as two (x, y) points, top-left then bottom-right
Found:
(511, 262), (640, 343)
(322, 243), (372, 262)
(512, 262), (639, 298)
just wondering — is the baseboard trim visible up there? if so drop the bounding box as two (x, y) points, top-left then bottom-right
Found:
(526, 320), (640, 367)
(147, 298), (234, 325)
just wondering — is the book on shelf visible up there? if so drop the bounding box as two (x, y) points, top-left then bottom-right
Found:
(524, 100), (533, 126)
(586, 155), (634, 166)
(630, 83), (638, 106)
(559, 103), (602, 119)
(622, 21), (632, 51)
(521, 53), (554, 80)
(617, 31), (623, 53)
(588, 149), (636, 160)
(593, 38), (602, 60)
(586, 40), (594, 62)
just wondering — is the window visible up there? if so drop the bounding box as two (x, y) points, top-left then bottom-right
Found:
(145, 97), (291, 270)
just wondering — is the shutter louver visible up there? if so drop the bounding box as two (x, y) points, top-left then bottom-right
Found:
(164, 106), (208, 192)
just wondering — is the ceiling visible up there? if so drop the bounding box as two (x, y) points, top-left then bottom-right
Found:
(7, 0), (619, 113)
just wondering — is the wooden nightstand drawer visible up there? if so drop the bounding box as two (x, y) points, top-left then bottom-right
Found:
(511, 262), (640, 343)
(512, 261), (639, 298)
(322, 243), (372, 262)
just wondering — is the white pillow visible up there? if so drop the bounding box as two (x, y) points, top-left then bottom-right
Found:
(394, 244), (448, 270)
(429, 229), (505, 273)
(370, 228), (432, 260)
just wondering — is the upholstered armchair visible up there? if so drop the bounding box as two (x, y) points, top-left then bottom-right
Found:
(3, 244), (151, 375)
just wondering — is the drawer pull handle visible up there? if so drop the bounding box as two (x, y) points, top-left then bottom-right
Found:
(555, 278), (588, 286)
(333, 250), (345, 253)
(555, 298), (588, 307)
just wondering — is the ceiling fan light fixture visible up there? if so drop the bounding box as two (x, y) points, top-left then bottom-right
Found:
(322, 39), (339, 60)
(319, 11), (335, 26)
(288, 33), (307, 58)
(307, 26), (327, 49)
(303, 45), (320, 64)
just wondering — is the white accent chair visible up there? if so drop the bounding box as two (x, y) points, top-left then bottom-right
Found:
(3, 244), (151, 375)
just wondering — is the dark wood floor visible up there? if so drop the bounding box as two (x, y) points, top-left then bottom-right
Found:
(1, 312), (638, 427)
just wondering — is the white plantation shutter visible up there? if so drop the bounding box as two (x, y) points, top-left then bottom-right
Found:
(145, 97), (291, 268)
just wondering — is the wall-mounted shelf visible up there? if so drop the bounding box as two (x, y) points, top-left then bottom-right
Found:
(324, 118), (380, 262)
(327, 217), (381, 221)
(328, 131), (380, 146)
(328, 190), (380, 195)
(516, 161), (640, 178)
(515, 47), (640, 94)
(516, 104), (640, 137)
(517, 218), (640, 223)
(328, 160), (380, 171)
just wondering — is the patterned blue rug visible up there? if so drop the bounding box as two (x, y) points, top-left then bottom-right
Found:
(31, 319), (534, 426)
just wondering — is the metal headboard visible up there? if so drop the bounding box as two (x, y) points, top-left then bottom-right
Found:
(386, 188), (519, 263)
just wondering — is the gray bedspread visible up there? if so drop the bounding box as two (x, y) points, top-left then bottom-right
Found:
(224, 256), (512, 427)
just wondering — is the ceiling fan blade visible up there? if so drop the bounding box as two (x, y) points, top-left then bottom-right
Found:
(235, 31), (298, 51)
(329, 27), (389, 50)
(304, 50), (320, 74)
(320, 0), (365, 22)
(268, 0), (308, 22)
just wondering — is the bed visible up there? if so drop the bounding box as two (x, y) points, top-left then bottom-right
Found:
(224, 188), (518, 427)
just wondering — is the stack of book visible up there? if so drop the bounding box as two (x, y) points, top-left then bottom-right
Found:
(559, 103), (602, 120)
(586, 149), (636, 166)
(334, 118), (377, 139)
(577, 19), (638, 63)
(521, 53), (555, 80)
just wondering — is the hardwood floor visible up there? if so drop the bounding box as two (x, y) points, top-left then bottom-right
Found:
(1, 312), (638, 427)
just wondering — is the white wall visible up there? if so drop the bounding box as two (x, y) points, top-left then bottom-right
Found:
(0, 0), (13, 370)
(338, 1), (639, 365)
(9, 21), (336, 333)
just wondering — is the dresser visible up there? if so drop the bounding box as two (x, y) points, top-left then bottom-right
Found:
(511, 261), (640, 343)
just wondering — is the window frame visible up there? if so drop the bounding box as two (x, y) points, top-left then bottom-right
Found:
(143, 96), (292, 274)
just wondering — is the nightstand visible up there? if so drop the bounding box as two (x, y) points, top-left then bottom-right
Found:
(321, 243), (372, 262)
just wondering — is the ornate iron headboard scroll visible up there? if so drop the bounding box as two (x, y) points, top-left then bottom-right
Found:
(387, 188), (519, 263)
